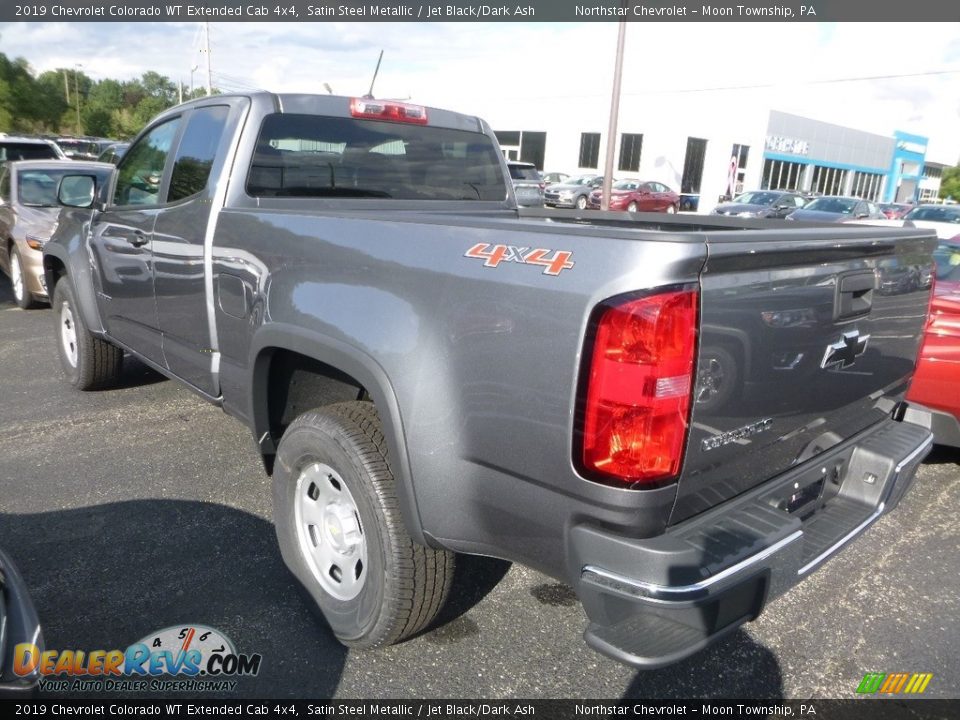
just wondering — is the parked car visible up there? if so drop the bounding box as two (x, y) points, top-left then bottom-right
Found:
(541, 171), (569, 186)
(97, 142), (130, 165)
(47, 91), (936, 670)
(55, 137), (102, 161)
(902, 204), (960, 239)
(879, 202), (913, 220)
(544, 174), (606, 209)
(0, 547), (43, 693)
(587, 179), (680, 213)
(506, 160), (545, 207)
(0, 135), (66, 162)
(0, 160), (113, 308)
(712, 190), (808, 219)
(785, 196), (885, 222)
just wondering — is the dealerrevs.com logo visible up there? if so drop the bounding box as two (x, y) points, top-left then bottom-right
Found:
(15, 625), (262, 693)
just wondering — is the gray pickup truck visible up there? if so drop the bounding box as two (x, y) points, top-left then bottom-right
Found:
(45, 92), (937, 669)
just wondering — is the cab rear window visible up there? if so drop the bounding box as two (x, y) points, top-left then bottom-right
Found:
(246, 113), (507, 201)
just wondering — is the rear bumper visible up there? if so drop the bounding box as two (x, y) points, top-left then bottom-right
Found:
(570, 417), (932, 669)
(904, 403), (960, 448)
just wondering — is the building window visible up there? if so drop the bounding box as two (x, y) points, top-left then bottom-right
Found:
(761, 158), (806, 191)
(727, 143), (750, 196)
(811, 165), (846, 196)
(681, 137), (707, 194)
(579, 133), (601, 169)
(495, 130), (547, 169)
(618, 133), (643, 172)
(519, 131), (546, 170)
(851, 171), (883, 201)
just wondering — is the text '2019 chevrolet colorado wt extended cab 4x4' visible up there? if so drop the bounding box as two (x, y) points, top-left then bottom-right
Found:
(44, 92), (937, 669)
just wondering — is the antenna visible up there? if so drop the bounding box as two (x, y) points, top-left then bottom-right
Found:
(363, 50), (384, 99)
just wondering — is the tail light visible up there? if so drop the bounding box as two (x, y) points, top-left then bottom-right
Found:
(350, 98), (428, 125)
(577, 287), (699, 487)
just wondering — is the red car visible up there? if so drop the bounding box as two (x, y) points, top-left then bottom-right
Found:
(879, 202), (913, 219)
(906, 237), (960, 447)
(587, 179), (679, 213)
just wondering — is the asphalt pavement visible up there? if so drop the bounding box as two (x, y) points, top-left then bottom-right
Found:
(1, 280), (958, 700)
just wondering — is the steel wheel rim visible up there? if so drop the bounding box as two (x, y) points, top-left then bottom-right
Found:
(60, 300), (78, 368)
(294, 462), (367, 601)
(11, 252), (23, 302)
(696, 357), (724, 404)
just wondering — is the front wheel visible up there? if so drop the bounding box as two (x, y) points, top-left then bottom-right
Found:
(627, 202), (638, 212)
(52, 278), (123, 390)
(273, 402), (455, 648)
(666, 204), (678, 214)
(575, 195), (588, 210)
(10, 247), (39, 310)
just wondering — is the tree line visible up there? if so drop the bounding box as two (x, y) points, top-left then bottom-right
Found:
(0, 50), (210, 140)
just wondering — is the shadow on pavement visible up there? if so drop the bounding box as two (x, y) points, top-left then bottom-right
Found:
(622, 629), (784, 699)
(0, 500), (346, 699)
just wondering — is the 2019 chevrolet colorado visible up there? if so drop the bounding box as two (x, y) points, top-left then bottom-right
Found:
(43, 92), (937, 668)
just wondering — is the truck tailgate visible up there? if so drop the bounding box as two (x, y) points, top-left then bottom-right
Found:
(672, 228), (936, 523)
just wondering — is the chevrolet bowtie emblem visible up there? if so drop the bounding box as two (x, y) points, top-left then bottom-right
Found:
(821, 330), (870, 370)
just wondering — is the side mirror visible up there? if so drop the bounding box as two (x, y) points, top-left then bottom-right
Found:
(57, 175), (97, 209)
(856, 212), (869, 219)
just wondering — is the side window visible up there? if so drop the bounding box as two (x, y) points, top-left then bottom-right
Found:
(113, 118), (181, 207)
(169, 106), (230, 203)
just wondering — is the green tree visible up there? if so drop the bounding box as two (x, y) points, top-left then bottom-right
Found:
(941, 165), (960, 202)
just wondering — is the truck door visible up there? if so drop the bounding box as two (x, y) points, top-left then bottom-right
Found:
(152, 104), (232, 397)
(89, 117), (182, 365)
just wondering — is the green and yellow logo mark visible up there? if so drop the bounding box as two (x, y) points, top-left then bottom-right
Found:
(857, 672), (933, 694)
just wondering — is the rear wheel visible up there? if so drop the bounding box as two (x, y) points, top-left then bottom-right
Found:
(627, 202), (638, 212)
(273, 401), (454, 648)
(9, 247), (39, 310)
(52, 278), (123, 390)
(667, 204), (678, 214)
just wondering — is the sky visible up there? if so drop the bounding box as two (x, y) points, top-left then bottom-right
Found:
(1, 21), (958, 163)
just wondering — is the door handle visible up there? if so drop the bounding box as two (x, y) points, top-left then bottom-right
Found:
(127, 230), (149, 248)
(835, 270), (874, 320)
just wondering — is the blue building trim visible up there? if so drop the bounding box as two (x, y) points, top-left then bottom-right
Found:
(886, 130), (928, 203)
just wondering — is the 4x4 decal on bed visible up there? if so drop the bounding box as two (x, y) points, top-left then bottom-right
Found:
(464, 243), (575, 276)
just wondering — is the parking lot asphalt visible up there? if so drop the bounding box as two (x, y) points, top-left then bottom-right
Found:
(1, 279), (958, 700)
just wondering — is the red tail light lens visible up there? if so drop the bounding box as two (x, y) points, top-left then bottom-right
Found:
(350, 98), (428, 125)
(578, 287), (699, 486)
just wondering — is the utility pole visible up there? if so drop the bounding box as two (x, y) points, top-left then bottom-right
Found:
(74, 64), (82, 135)
(601, 19), (627, 211)
(190, 64), (198, 97)
(63, 69), (70, 105)
(204, 22), (212, 96)
(178, 79), (183, 104)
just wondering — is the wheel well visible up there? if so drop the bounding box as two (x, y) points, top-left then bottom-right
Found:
(261, 349), (368, 467)
(42, 256), (66, 293)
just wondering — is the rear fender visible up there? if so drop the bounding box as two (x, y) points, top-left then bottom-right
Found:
(248, 324), (428, 546)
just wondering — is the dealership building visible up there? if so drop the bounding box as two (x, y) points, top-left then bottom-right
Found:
(492, 103), (947, 211)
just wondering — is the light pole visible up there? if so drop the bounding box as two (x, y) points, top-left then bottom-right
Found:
(190, 64), (199, 97)
(74, 63), (82, 135)
(601, 20), (627, 211)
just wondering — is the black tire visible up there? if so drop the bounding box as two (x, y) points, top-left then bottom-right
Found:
(51, 277), (123, 390)
(575, 195), (588, 210)
(695, 345), (739, 413)
(273, 401), (454, 648)
(9, 246), (40, 310)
